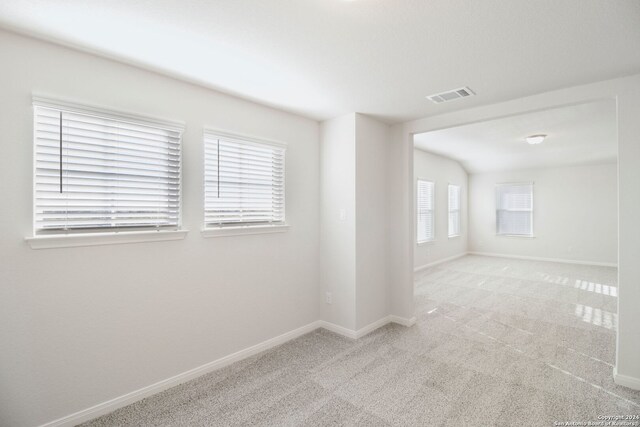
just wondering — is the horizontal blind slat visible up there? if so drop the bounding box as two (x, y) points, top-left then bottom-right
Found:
(37, 140), (179, 163)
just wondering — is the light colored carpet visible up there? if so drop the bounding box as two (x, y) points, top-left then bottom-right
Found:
(82, 255), (640, 426)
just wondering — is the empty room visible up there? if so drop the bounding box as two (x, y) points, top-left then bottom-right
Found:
(0, 1), (639, 426)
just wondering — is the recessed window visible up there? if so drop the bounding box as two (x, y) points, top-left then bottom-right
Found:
(448, 184), (461, 237)
(496, 183), (533, 237)
(33, 99), (183, 235)
(417, 179), (434, 243)
(204, 131), (285, 228)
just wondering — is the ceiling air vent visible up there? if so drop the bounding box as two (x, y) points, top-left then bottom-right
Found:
(426, 87), (475, 104)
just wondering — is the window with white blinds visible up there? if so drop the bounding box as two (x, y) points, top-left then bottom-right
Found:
(33, 100), (183, 234)
(204, 132), (285, 227)
(496, 183), (533, 236)
(417, 179), (435, 243)
(448, 184), (461, 237)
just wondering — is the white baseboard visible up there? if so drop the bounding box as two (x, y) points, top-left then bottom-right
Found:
(318, 318), (387, 340)
(414, 252), (468, 273)
(317, 320), (358, 339)
(320, 315), (417, 340)
(39, 321), (322, 427)
(613, 367), (640, 391)
(468, 251), (617, 268)
(354, 316), (392, 339)
(389, 315), (417, 327)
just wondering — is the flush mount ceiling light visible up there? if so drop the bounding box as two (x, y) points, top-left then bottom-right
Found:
(525, 134), (547, 145)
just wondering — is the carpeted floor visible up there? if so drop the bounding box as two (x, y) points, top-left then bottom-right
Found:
(83, 255), (640, 426)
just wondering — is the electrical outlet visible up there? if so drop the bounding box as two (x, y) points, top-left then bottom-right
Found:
(325, 292), (332, 304)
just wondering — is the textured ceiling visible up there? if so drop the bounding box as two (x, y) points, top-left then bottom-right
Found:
(413, 99), (617, 173)
(0, 0), (639, 123)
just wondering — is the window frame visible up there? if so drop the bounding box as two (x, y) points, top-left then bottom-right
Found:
(416, 178), (435, 245)
(495, 182), (535, 238)
(201, 129), (287, 236)
(27, 97), (186, 248)
(448, 183), (461, 238)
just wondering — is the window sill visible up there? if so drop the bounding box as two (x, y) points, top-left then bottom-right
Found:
(201, 224), (290, 238)
(448, 234), (461, 239)
(496, 234), (536, 239)
(25, 229), (188, 249)
(417, 239), (435, 246)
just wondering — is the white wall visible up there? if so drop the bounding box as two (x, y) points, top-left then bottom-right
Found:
(389, 73), (640, 389)
(413, 149), (468, 269)
(469, 163), (618, 265)
(355, 114), (389, 329)
(320, 113), (390, 331)
(320, 114), (356, 330)
(387, 123), (414, 320)
(0, 30), (320, 427)
(615, 77), (640, 386)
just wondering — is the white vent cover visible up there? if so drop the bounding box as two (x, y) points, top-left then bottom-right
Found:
(426, 87), (475, 104)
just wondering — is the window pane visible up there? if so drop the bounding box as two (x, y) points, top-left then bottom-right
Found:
(417, 180), (434, 242)
(204, 133), (285, 226)
(448, 184), (460, 236)
(496, 183), (533, 236)
(497, 210), (532, 235)
(34, 104), (182, 234)
(448, 210), (460, 236)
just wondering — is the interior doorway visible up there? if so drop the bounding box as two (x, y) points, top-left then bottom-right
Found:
(405, 99), (633, 409)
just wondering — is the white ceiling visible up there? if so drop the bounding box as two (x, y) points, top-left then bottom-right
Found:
(413, 99), (617, 173)
(0, 1), (639, 123)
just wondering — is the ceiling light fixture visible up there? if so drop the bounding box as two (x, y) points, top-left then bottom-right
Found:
(525, 134), (546, 145)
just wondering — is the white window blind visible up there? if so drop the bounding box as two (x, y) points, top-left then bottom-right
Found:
(448, 184), (461, 237)
(417, 179), (434, 243)
(204, 132), (285, 227)
(496, 183), (533, 236)
(33, 101), (183, 234)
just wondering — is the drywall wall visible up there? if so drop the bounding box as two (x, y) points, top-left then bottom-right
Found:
(468, 163), (618, 265)
(413, 149), (468, 269)
(320, 113), (390, 331)
(320, 114), (357, 331)
(389, 73), (640, 389)
(355, 114), (389, 330)
(615, 76), (640, 387)
(0, 30), (320, 427)
(387, 123), (414, 320)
